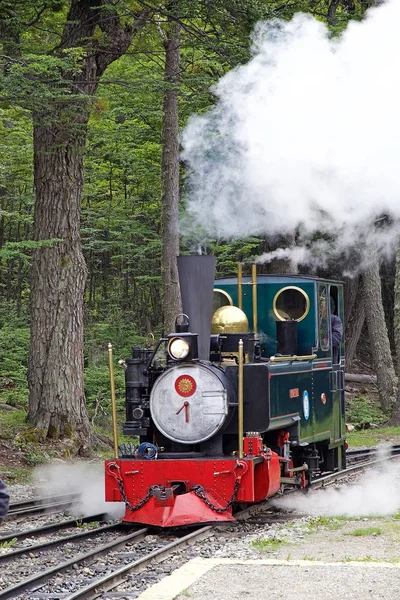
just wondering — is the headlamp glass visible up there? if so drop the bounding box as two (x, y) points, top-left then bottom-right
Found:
(168, 338), (190, 360)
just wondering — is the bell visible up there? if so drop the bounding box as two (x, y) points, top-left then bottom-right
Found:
(211, 305), (249, 334)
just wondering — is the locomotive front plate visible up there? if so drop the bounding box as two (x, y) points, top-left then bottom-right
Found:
(150, 363), (229, 444)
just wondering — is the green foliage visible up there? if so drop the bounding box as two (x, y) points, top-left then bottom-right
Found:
(346, 396), (386, 429)
(0, 0), (373, 441)
(0, 238), (63, 261)
(0, 322), (30, 406)
(212, 238), (266, 277)
(22, 448), (52, 466)
(84, 364), (124, 425)
(1, 53), (86, 110)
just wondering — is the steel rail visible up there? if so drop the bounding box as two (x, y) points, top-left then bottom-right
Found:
(64, 525), (213, 600)
(0, 528), (149, 600)
(346, 444), (400, 460)
(0, 513), (107, 544)
(8, 492), (81, 512)
(7, 499), (81, 520)
(310, 453), (400, 490)
(0, 522), (124, 562)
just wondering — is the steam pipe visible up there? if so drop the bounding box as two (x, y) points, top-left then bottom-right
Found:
(238, 263), (243, 310)
(252, 264), (258, 332)
(108, 343), (119, 460)
(238, 338), (244, 459)
(270, 354), (317, 362)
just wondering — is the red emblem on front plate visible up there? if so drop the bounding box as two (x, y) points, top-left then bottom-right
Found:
(175, 375), (197, 397)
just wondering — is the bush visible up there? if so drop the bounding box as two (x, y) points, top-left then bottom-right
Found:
(0, 325), (30, 407)
(346, 396), (385, 429)
(84, 363), (125, 425)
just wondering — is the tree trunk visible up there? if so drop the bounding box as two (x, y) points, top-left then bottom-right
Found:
(388, 245), (400, 424)
(161, 9), (182, 335)
(361, 259), (397, 413)
(28, 114), (91, 446)
(344, 275), (365, 368)
(328, 0), (341, 24)
(27, 0), (150, 450)
(345, 373), (376, 384)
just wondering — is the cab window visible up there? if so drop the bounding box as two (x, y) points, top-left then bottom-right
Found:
(319, 284), (329, 351)
(273, 286), (310, 322)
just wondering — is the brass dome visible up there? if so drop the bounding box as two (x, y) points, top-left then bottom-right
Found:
(211, 306), (249, 334)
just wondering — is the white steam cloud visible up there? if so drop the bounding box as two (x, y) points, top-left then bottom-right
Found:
(273, 446), (400, 517)
(34, 462), (124, 520)
(182, 1), (400, 269)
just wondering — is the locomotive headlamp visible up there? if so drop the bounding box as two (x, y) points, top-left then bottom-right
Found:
(168, 337), (190, 360)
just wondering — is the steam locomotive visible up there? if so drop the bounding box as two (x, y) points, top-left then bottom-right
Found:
(105, 255), (346, 527)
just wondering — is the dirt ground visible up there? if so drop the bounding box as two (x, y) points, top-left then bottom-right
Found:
(0, 440), (27, 475)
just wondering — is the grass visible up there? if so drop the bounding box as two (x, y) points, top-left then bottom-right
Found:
(303, 516), (345, 531)
(345, 555), (374, 563)
(345, 555), (400, 563)
(76, 520), (101, 528)
(0, 538), (17, 549)
(347, 426), (400, 447)
(0, 410), (29, 439)
(251, 538), (286, 551)
(345, 527), (383, 537)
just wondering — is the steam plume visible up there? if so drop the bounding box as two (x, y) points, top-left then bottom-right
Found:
(182, 1), (400, 269)
(34, 462), (124, 519)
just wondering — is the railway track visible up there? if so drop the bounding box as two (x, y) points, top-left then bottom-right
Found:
(7, 492), (82, 520)
(346, 444), (400, 464)
(1, 445), (398, 599)
(0, 513), (114, 545)
(0, 519), (212, 600)
(313, 444), (400, 489)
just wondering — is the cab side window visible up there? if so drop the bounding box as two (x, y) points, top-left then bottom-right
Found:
(318, 284), (329, 351)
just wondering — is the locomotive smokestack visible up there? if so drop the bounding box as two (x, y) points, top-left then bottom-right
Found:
(177, 255), (216, 360)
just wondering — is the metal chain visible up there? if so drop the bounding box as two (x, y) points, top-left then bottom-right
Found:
(117, 479), (165, 512)
(117, 477), (241, 514)
(190, 478), (240, 513)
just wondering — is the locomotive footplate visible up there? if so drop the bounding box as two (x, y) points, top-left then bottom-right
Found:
(105, 453), (281, 527)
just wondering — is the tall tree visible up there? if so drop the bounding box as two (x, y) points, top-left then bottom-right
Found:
(1, 1), (151, 449)
(343, 275), (365, 368)
(389, 245), (400, 424)
(361, 256), (397, 413)
(160, 3), (182, 334)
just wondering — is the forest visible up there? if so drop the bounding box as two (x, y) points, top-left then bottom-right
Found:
(0, 0), (398, 457)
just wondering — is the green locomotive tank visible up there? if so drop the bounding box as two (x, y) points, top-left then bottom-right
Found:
(213, 272), (346, 477)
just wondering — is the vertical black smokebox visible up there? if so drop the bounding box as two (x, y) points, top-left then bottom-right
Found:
(276, 320), (297, 355)
(177, 255), (216, 360)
